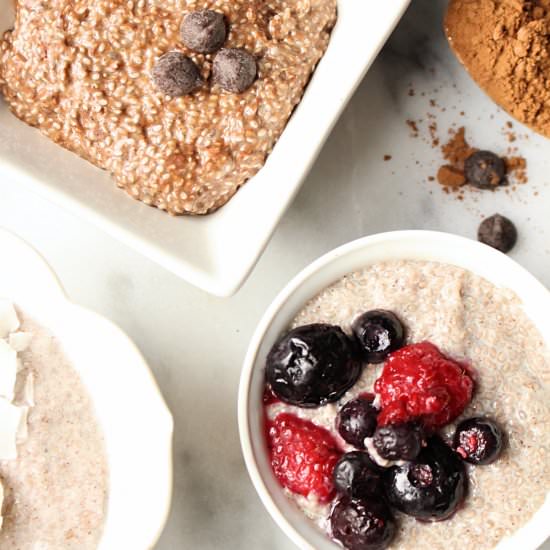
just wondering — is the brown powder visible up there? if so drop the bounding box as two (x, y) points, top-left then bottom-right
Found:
(505, 156), (528, 182)
(406, 120), (419, 137)
(435, 126), (527, 191)
(437, 165), (466, 188)
(445, 0), (550, 138)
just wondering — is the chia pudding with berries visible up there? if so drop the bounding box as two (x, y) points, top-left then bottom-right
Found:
(263, 260), (550, 550)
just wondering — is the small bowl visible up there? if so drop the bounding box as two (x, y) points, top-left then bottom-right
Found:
(238, 230), (550, 550)
(0, 228), (173, 550)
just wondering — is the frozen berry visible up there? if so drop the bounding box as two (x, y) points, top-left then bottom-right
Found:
(352, 310), (405, 363)
(453, 417), (503, 465)
(213, 48), (257, 93)
(373, 423), (424, 461)
(333, 452), (384, 500)
(337, 395), (378, 449)
(478, 214), (517, 253)
(384, 436), (466, 521)
(331, 497), (396, 550)
(464, 151), (505, 189)
(374, 342), (474, 430)
(266, 324), (362, 408)
(267, 413), (341, 503)
(180, 10), (227, 54)
(152, 52), (202, 96)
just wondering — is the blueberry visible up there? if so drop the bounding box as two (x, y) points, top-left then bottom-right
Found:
(384, 436), (466, 521)
(337, 396), (378, 449)
(478, 214), (517, 253)
(453, 417), (503, 465)
(266, 324), (362, 408)
(464, 151), (505, 189)
(152, 52), (203, 96)
(180, 10), (227, 54)
(352, 310), (405, 363)
(373, 423), (425, 461)
(213, 48), (257, 93)
(333, 452), (384, 500)
(331, 497), (396, 550)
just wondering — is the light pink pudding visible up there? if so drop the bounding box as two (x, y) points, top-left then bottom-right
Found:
(263, 260), (550, 550)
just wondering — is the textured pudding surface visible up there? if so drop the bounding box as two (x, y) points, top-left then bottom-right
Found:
(0, 0), (337, 215)
(265, 260), (550, 549)
(0, 314), (108, 549)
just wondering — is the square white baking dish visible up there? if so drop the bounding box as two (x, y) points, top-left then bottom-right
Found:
(0, 1), (411, 296)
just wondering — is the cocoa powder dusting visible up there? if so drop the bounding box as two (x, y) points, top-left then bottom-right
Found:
(436, 127), (527, 192)
(445, 0), (550, 138)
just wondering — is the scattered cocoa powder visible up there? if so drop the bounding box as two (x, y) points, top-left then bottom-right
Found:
(505, 156), (528, 183)
(437, 165), (466, 188)
(445, 0), (550, 138)
(435, 126), (527, 191)
(406, 119), (419, 137)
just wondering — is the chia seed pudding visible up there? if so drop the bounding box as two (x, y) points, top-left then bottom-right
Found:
(0, 312), (108, 549)
(264, 260), (550, 549)
(0, 0), (337, 215)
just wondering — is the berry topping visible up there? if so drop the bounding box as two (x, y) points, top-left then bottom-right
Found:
(333, 452), (384, 500)
(267, 413), (341, 503)
(464, 150), (505, 189)
(374, 342), (474, 430)
(266, 324), (362, 408)
(372, 423), (425, 461)
(383, 436), (466, 521)
(180, 10), (227, 54)
(330, 497), (396, 550)
(152, 52), (203, 96)
(478, 214), (517, 253)
(352, 310), (405, 363)
(213, 48), (257, 93)
(337, 395), (378, 449)
(453, 417), (504, 465)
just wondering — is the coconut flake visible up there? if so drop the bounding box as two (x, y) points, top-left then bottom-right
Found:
(0, 300), (19, 338)
(8, 331), (32, 352)
(0, 398), (24, 460)
(19, 372), (34, 407)
(16, 406), (29, 444)
(0, 340), (17, 401)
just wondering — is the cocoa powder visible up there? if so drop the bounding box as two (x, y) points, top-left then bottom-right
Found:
(445, 0), (550, 138)
(436, 126), (527, 191)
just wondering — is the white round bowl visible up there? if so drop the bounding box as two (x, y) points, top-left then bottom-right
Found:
(0, 229), (173, 550)
(238, 230), (550, 550)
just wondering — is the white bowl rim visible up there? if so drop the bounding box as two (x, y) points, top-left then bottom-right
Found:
(0, 227), (174, 550)
(238, 229), (550, 550)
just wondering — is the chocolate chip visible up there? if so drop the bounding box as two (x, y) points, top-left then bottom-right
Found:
(464, 151), (505, 189)
(152, 52), (203, 96)
(212, 48), (257, 93)
(180, 10), (227, 54)
(478, 214), (517, 253)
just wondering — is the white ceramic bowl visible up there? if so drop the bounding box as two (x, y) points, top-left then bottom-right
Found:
(238, 230), (550, 550)
(0, 229), (173, 550)
(0, 1), (410, 296)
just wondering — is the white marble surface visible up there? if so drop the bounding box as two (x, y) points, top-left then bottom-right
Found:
(0, 1), (549, 549)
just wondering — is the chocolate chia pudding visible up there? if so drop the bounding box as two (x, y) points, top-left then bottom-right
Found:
(0, 0), (337, 215)
(264, 260), (550, 549)
(0, 312), (108, 549)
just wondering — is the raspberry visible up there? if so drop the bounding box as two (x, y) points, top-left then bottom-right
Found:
(374, 342), (474, 430)
(267, 413), (342, 503)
